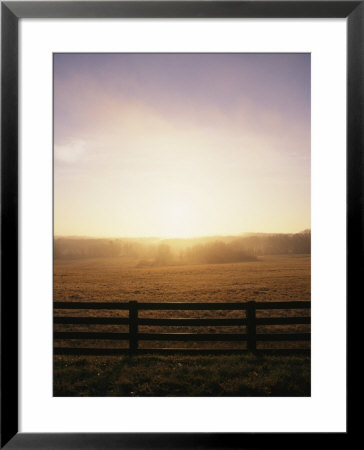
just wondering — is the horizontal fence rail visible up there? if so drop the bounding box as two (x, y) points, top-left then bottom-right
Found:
(54, 301), (310, 356)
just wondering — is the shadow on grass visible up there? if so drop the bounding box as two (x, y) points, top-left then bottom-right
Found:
(54, 353), (310, 397)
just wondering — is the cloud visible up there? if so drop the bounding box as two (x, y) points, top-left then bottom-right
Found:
(54, 139), (87, 165)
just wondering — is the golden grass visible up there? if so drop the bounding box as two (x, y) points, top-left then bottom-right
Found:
(54, 254), (310, 303)
(54, 254), (310, 351)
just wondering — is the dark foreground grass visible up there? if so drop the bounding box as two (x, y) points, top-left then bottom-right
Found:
(54, 354), (310, 397)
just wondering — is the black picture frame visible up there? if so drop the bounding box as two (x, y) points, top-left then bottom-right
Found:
(1, 1), (356, 448)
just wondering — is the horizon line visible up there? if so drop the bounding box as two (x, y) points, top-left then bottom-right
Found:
(54, 229), (311, 240)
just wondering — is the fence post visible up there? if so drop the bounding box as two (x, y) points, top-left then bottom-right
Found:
(129, 301), (138, 355)
(247, 301), (256, 352)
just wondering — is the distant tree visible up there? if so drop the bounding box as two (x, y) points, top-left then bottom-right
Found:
(155, 244), (173, 265)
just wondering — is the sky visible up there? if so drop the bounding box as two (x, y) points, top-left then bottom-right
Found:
(54, 53), (310, 238)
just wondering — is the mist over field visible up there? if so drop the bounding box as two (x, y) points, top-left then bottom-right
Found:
(54, 230), (310, 266)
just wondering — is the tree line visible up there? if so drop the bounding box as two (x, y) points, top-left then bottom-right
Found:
(54, 230), (310, 265)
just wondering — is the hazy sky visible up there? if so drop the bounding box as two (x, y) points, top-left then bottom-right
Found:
(54, 53), (310, 238)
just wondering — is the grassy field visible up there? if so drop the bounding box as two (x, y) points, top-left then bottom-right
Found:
(54, 254), (310, 303)
(54, 254), (310, 396)
(54, 354), (310, 397)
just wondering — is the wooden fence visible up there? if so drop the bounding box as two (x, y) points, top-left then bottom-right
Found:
(54, 301), (310, 356)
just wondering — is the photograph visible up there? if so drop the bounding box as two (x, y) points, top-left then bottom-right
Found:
(53, 53), (311, 397)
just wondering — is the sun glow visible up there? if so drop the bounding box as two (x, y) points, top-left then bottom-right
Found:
(162, 203), (194, 238)
(54, 54), (310, 238)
